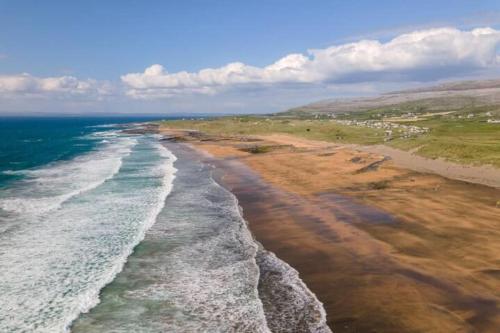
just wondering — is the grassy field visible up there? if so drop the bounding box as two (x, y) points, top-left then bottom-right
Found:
(387, 108), (500, 166)
(161, 116), (386, 145)
(160, 105), (500, 167)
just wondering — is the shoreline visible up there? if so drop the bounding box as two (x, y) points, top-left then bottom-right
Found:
(71, 137), (332, 333)
(168, 142), (332, 333)
(173, 142), (333, 333)
(161, 128), (500, 332)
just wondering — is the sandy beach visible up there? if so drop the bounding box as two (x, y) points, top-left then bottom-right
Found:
(161, 128), (500, 333)
(252, 134), (500, 188)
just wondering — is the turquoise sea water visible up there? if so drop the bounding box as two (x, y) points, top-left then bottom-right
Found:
(0, 117), (165, 186)
(0, 117), (177, 332)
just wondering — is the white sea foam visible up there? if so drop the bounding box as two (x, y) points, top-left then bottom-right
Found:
(1, 135), (330, 332)
(71, 143), (331, 333)
(257, 248), (332, 333)
(71, 146), (271, 332)
(2, 169), (24, 175)
(86, 123), (118, 129)
(0, 136), (136, 216)
(61, 143), (177, 333)
(226, 177), (331, 333)
(79, 130), (121, 141)
(0, 135), (177, 333)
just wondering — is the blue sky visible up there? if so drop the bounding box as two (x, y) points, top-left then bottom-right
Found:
(1, 1), (500, 115)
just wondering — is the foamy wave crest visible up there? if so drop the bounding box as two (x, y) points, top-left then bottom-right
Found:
(0, 137), (137, 215)
(63, 143), (177, 332)
(227, 177), (331, 332)
(86, 124), (118, 129)
(78, 130), (121, 141)
(2, 169), (25, 176)
(0, 136), (177, 333)
(71, 145), (270, 332)
(257, 247), (332, 333)
(70, 142), (332, 332)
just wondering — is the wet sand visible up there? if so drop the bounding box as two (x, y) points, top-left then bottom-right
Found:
(161, 129), (500, 332)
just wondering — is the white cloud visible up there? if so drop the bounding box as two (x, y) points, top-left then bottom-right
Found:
(122, 27), (500, 99)
(0, 73), (112, 99)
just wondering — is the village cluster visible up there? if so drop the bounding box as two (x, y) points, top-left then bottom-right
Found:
(334, 119), (430, 140)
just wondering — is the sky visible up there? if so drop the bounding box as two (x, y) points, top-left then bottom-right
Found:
(1, 0), (500, 116)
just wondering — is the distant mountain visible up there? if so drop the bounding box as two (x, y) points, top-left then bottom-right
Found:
(284, 79), (500, 115)
(391, 79), (500, 93)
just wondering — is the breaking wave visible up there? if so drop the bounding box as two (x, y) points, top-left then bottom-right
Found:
(0, 133), (176, 333)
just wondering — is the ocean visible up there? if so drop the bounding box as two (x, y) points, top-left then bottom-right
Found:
(0, 117), (330, 333)
(0, 117), (167, 187)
